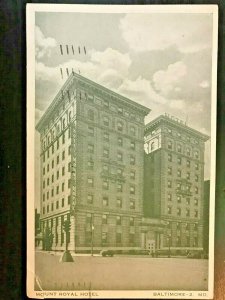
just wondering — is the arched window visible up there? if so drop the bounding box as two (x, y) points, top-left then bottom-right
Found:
(150, 141), (155, 151)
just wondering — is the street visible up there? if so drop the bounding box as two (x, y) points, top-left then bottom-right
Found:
(35, 251), (208, 291)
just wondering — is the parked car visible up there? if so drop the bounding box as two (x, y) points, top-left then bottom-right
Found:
(155, 249), (170, 257)
(186, 251), (202, 259)
(100, 249), (114, 257)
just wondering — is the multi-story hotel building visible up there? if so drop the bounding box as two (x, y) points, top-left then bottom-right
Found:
(36, 72), (150, 251)
(143, 114), (209, 252)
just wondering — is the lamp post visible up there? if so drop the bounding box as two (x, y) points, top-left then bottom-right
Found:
(91, 213), (94, 256)
(168, 233), (171, 258)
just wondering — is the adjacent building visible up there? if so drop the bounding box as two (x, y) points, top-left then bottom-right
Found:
(144, 114), (209, 252)
(36, 72), (150, 251)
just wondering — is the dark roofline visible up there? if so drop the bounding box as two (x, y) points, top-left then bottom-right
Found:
(36, 72), (151, 132)
(145, 114), (209, 142)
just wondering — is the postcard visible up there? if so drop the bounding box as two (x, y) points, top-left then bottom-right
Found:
(27, 4), (218, 299)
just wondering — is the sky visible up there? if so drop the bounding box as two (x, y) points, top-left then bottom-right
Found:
(35, 11), (214, 206)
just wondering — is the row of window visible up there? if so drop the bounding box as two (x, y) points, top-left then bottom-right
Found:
(167, 206), (199, 218)
(42, 196), (70, 214)
(165, 236), (198, 247)
(167, 154), (200, 169)
(42, 167), (71, 189)
(87, 121), (137, 137)
(43, 127), (71, 151)
(167, 167), (199, 181)
(43, 136), (71, 162)
(43, 151), (71, 175)
(167, 181), (199, 194)
(165, 127), (199, 145)
(86, 213), (135, 226)
(167, 194), (199, 206)
(167, 140), (200, 158)
(167, 222), (198, 231)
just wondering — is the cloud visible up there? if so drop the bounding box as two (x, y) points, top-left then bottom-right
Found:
(152, 61), (187, 97)
(35, 48), (132, 111)
(120, 14), (212, 53)
(118, 76), (167, 107)
(35, 26), (57, 59)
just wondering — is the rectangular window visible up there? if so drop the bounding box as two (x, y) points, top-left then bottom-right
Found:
(116, 233), (122, 244)
(117, 168), (123, 176)
(177, 207), (181, 216)
(68, 146), (71, 155)
(62, 198), (64, 207)
(195, 163), (199, 170)
(130, 141), (135, 150)
(103, 148), (109, 158)
(117, 152), (123, 162)
(177, 195), (181, 203)
(116, 216), (121, 225)
(56, 186), (59, 194)
(186, 172), (190, 180)
(43, 167), (45, 175)
(62, 182), (65, 192)
(47, 178), (49, 186)
(130, 155), (135, 165)
(56, 201), (59, 209)
(186, 209), (190, 217)
(168, 167), (172, 175)
(68, 162), (71, 172)
(117, 198), (122, 208)
(87, 177), (94, 187)
(177, 157), (181, 165)
(130, 199), (135, 209)
(177, 169), (181, 177)
(195, 187), (199, 194)
(168, 194), (172, 201)
(62, 151), (65, 160)
(103, 196), (109, 206)
(168, 153), (172, 162)
(195, 210), (198, 218)
(117, 121), (123, 132)
(102, 215), (107, 225)
(130, 217), (134, 226)
(195, 175), (199, 182)
(102, 232), (107, 245)
(186, 198), (190, 205)
(168, 206), (172, 214)
(62, 166), (65, 176)
(87, 160), (94, 170)
(130, 170), (135, 180)
(57, 139), (59, 150)
(194, 198), (198, 206)
(129, 233), (135, 245)
(130, 126), (136, 136)
(117, 183), (122, 192)
(68, 196), (71, 204)
(103, 180), (109, 190)
(57, 170), (59, 179)
(103, 132), (109, 142)
(51, 203), (54, 211)
(87, 194), (93, 204)
(103, 116), (109, 126)
(187, 160), (190, 168)
(87, 144), (94, 153)
(118, 137), (123, 146)
(51, 189), (54, 197)
(62, 134), (65, 144)
(168, 180), (172, 188)
(57, 155), (59, 164)
(52, 160), (54, 168)
(102, 164), (109, 172)
(130, 186), (135, 195)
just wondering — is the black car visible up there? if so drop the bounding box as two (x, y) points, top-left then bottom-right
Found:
(100, 249), (114, 257)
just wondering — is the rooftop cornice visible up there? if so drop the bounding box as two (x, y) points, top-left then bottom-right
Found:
(145, 115), (209, 142)
(36, 72), (151, 132)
